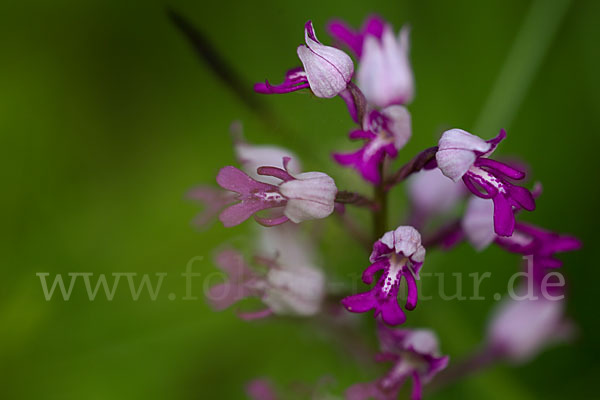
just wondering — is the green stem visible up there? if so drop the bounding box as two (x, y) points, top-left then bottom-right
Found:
(373, 164), (388, 239)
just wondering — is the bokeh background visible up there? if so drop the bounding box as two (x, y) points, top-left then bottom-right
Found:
(2, 0), (598, 398)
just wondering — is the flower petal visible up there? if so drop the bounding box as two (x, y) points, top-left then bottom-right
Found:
(297, 21), (354, 98)
(216, 166), (275, 195)
(279, 172), (337, 222)
(219, 198), (273, 227)
(462, 196), (496, 251)
(381, 105), (412, 150)
(492, 193), (516, 236)
(436, 129), (492, 181)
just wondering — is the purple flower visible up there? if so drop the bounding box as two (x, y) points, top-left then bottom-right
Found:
(329, 16), (414, 108)
(342, 226), (425, 326)
(333, 105), (411, 184)
(487, 295), (575, 363)
(207, 249), (263, 313)
(216, 158), (337, 227)
(189, 131), (301, 228)
(254, 21), (354, 99)
(328, 16), (385, 58)
(347, 324), (448, 400)
(495, 223), (581, 271)
(436, 129), (535, 237)
(463, 196), (580, 287)
(207, 242), (325, 318)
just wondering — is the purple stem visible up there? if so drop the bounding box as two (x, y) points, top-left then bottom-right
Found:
(385, 146), (439, 190)
(427, 346), (499, 393)
(335, 190), (379, 211)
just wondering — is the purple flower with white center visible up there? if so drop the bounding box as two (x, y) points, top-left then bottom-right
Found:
(487, 294), (575, 364)
(333, 105), (411, 184)
(436, 128), (535, 237)
(254, 21), (354, 99)
(189, 131), (301, 228)
(342, 226), (425, 326)
(347, 324), (449, 400)
(216, 158), (337, 227)
(207, 244), (325, 319)
(463, 196), (580, 287)
(329, 16), (414, 108)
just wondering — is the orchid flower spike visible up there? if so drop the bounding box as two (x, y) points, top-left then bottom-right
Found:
(347, 324), (449, 400)
(216, 157), (337, 227)
(342, 226), (426, 326)
(255, 21), (354, 99)
(436, 129), (535, 237)
(334, 105), (411, 184)
(207, 247), (325, 319)
(487, 294), (575, 364)
(329, 15), (414, 107)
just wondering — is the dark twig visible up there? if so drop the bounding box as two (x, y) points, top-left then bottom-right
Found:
(167, 9), (277, 127)
(335, 190), (378, 210)
(346, 81), (368, 125)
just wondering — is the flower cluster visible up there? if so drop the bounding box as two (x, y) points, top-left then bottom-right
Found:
(187, 14), (580, 399)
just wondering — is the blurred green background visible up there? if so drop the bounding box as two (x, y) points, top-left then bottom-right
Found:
(1, 0), (598, 398)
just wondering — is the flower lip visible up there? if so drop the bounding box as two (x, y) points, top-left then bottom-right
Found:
(254, 67), (310, 95)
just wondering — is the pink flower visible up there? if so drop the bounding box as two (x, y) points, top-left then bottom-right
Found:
(347, 323), (448, 400)
(342, 226), (425, 326)
(207, 240), (325, 318)
(463, 196), (580, 288)
(255, 21), (354, 98)
(436, 129), (535, 236)
(334, 105), (411, 184)
(329, 16), (414, 107)
(216, 158), (337, 227)
(487, 295), (575, 363)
